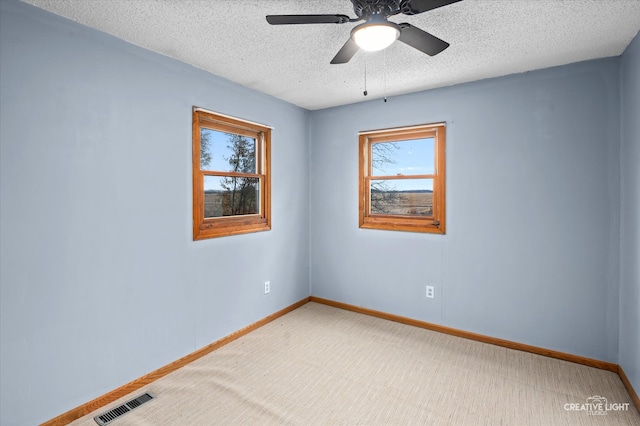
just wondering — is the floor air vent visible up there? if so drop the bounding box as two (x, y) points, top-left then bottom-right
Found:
(94, 392), (155, 425)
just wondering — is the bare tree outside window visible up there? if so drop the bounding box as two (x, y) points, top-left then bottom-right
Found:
(200, 131), (212, 169)
(221, 134), (258, 215)
(370, 142), (401, 214)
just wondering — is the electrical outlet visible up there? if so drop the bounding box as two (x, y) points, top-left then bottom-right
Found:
(426, 285), (435, 299)
(264, 281), (271, 294)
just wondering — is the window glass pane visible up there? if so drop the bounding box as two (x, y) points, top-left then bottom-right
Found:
(204, 176), (260, 218)
(371, 138), (434, 176)
(370, 178), (433, 216)
(200, 128), (256, 173)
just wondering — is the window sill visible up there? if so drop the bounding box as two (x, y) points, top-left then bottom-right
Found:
(360, 216), (445, 234)
(194, 217), (270, 240)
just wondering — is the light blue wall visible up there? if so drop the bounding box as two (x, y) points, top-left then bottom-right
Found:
(309, 59), (622, 363)
(1, 1), (637, 424)
(620, 31), (640, 397)
(0, 1), (309, 424)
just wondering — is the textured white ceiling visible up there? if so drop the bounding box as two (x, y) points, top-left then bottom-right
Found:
(23, 0), (640, 110)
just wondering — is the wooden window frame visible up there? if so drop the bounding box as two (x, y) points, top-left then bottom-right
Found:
(192, 108), (271, 240)
(359, 122), (446, 234)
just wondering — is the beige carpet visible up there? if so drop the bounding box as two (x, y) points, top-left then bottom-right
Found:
(70, 302), (639, 425)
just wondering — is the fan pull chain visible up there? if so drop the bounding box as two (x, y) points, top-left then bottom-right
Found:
(363, 56), (368, 96)
(384, 49), (388, 102)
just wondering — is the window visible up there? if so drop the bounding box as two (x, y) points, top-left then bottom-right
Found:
(359, 123), (446, 234)
(192, 108), (271, 240)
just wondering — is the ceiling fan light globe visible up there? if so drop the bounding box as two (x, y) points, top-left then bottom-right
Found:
(352, 22), (400, 52)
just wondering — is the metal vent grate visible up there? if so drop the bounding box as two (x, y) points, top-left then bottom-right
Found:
(94, 392), (155, 425)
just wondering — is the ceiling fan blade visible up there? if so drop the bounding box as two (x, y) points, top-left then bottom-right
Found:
(402, 0), (463, 15)
(266, 14), (351, 25)
(330, 38), (359, 64)
(398, 23), (449, 56)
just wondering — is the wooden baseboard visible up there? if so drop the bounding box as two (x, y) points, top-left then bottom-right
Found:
(618, 366), (640, 414)
(41, 297), (310, 426)
(309, 296), (619, 372)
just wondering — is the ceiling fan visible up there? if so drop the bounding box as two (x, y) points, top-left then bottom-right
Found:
(266, 0), (462, 64)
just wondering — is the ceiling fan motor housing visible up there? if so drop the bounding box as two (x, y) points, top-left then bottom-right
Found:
(351, 0), (402, 19)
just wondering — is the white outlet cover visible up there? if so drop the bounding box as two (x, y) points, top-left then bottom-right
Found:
(426, 285), (435, 298)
